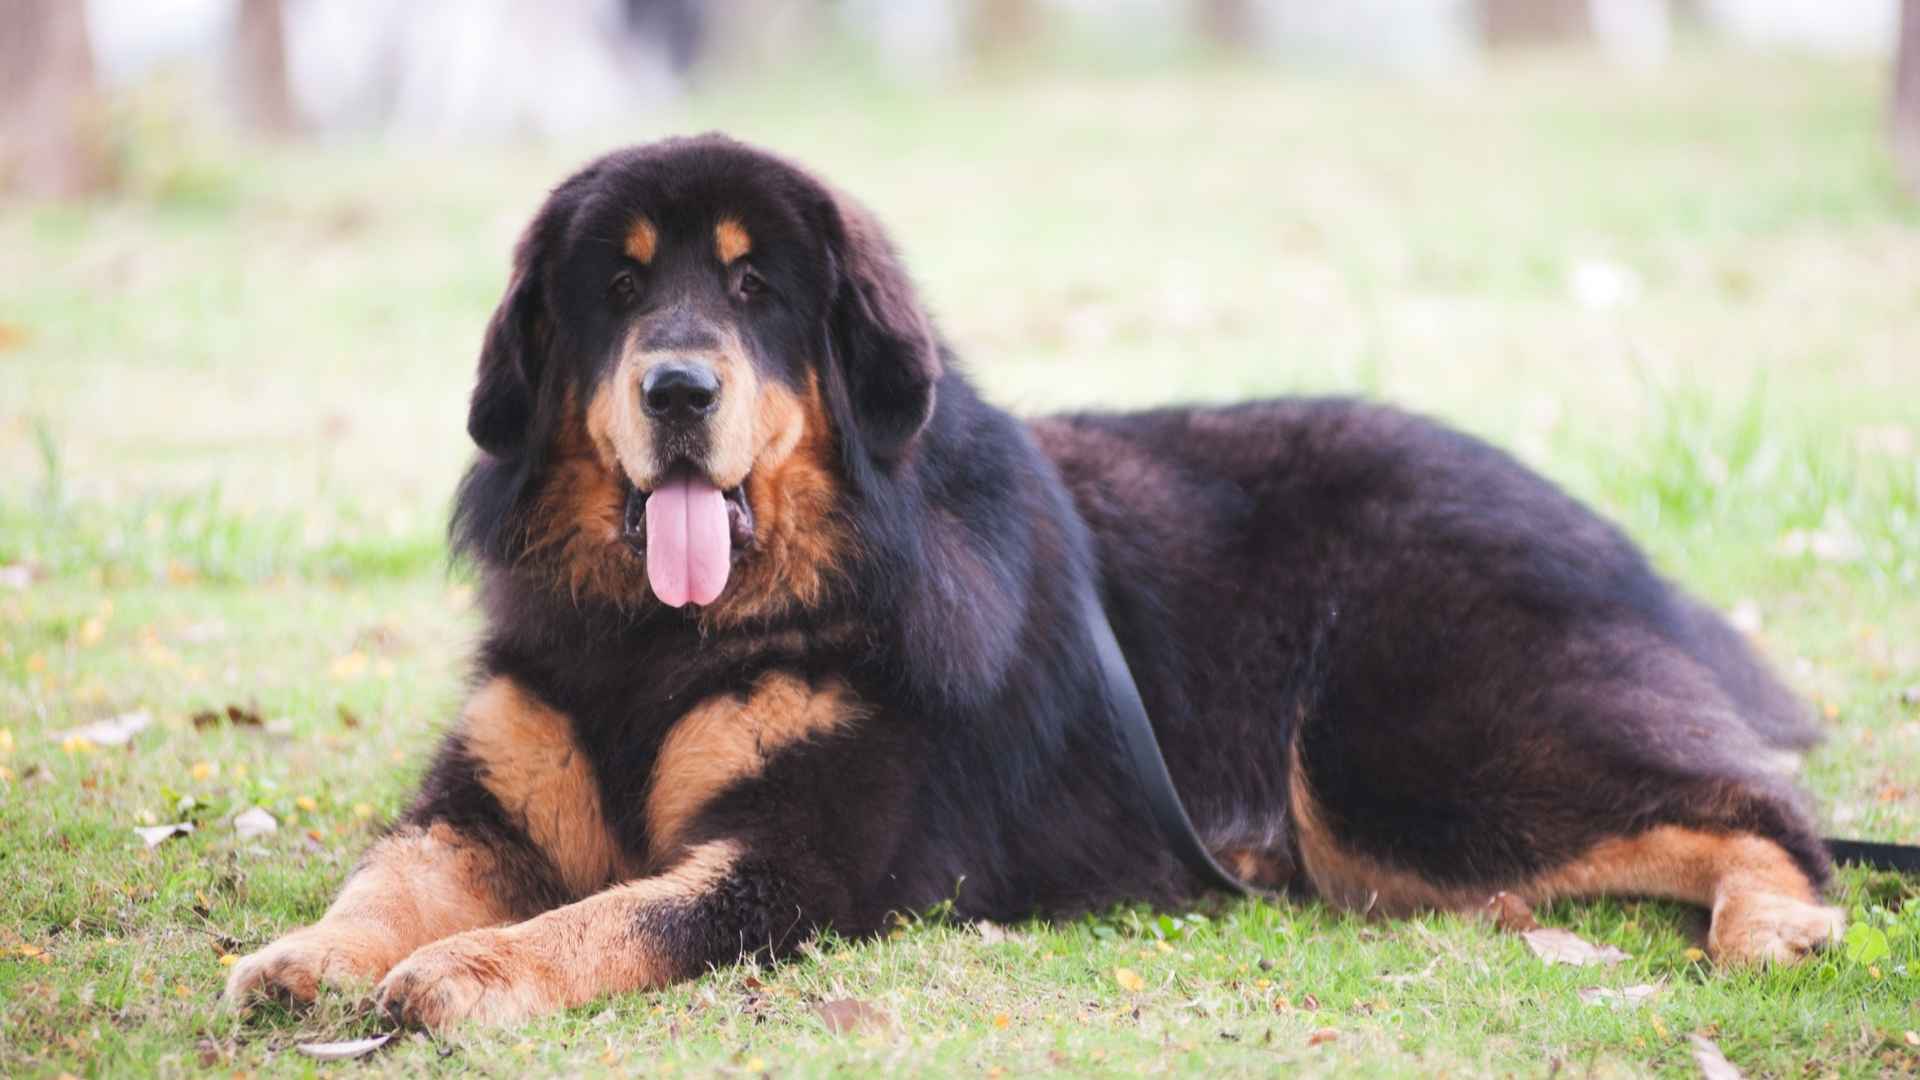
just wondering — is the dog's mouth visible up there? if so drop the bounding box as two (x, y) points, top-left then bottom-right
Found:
(620, 464), (756, 608)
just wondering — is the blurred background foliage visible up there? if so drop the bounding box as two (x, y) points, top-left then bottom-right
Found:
(0, 1), (1914, 607)
(2, 1), (1916, 596)
(4, 1), (1919, 197)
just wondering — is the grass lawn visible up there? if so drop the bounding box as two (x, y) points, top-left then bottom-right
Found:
(3, 43), (1919, 1078)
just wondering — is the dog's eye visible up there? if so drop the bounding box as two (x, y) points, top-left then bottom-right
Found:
(609, 270), (639, 308)
(733, 266), (768, 301)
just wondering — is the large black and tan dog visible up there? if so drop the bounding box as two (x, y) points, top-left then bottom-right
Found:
(226, 135), (1843, 1028)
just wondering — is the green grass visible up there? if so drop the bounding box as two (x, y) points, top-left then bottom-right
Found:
(3, 44), (1919, 1077)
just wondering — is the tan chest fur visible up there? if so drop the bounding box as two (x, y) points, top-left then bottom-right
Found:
(647, 672), (865, 860)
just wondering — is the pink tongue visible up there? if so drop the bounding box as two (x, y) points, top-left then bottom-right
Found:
(644, 474), (731, 608)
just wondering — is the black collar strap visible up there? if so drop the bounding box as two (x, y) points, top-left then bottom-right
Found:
(1081, 590), (1919, 892)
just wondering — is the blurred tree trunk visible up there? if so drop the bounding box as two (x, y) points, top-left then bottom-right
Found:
(1195, 0), (1255, 50)
(1483, 0), (1590, 46)
(233, 0), (300, 137)
(699, 0), (825, 75)
(1896, 0), (1920, 196)
(1, 0), (113, 197)
(969, 0), (1035, 57)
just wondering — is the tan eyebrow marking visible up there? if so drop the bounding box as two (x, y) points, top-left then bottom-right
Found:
(625, 217), (657, 264)
(714, 218), (751, 265)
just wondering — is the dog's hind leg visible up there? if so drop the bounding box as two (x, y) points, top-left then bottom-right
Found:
(1528, 825), (1844, 966)
(1287, 717), (1844, 965)
(1291, 761), (1843, 963)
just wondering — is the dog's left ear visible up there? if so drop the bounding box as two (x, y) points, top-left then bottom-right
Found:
(821, 192), (942, 462)
(467, 231), (552, 456)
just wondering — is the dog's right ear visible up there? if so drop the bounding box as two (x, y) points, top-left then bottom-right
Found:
(466, 234), (550, 456)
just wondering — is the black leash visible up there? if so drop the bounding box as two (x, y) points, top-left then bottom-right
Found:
(1082, 591), (1920, 891)
(1825, 838), (1920, 874)
(1083, 590), (1254, 897)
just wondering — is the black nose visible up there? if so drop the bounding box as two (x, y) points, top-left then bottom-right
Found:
(641, 362), (720, 422)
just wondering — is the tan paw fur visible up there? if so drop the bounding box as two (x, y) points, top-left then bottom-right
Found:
(222, 925), (405, 1007)
(1708, 890), (1845, 966)
(375, 927), (563, 1030)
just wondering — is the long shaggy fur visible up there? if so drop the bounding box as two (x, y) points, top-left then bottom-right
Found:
(227, 135), (1839, 1029)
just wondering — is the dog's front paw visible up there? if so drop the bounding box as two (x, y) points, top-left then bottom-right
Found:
(223, 925), (400, 1008)
(375, 928), (564, 1030)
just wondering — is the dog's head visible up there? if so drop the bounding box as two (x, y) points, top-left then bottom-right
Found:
(465, 135), (941, 616)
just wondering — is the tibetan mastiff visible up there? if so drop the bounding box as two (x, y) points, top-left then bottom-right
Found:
(226, 134), (1843, 1028)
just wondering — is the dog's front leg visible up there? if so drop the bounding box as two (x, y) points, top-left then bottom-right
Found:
(225, 677), (615, 1008)
(223, 822), (520, 1006)
(374, 837), (821, 1029)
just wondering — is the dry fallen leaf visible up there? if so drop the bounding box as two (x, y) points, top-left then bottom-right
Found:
(232, 807), (277, 839)
(191, 704), (263, 731)
(295, 1034), (393, 1061)
(1577, 982), (1662, 1008)
(814, 998), (892, 1035)
(134, 822), (194, 848)
(1306, 1027), (1340, 1047)
(1778, 515), (1865, 564)
(55, 711), (151, 748)
(1485, 892), (1541, 933)
(1688, 1034), (1743, 1080)
(1522, 928), (1628, 967)
(1904, 1030), (1919, 1047)
(1113, 967), (1145, 992)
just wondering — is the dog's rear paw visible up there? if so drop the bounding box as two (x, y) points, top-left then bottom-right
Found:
(1708, 891), (1845, 966)
(222, 926), (398, 1009)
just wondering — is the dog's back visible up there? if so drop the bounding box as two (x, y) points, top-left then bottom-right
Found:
(1035, 398), (1832, 930)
